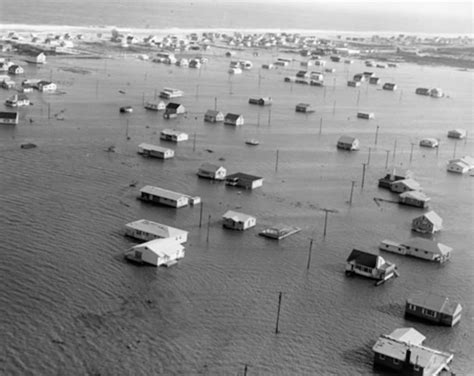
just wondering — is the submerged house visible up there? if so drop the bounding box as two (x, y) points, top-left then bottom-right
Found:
(390, 178), (422, 193)
(204, 109), (224, 123)
(369, 77), (381, 85)
(378, 169), (413, 189)
(5, 94), (29, 107)
(144, 100), (166, 111)
(372, 328), (454, 375)
(405, 292), (462, 326)
(419, 138), (439, 148)
(0, 111), (19, 125)
(197, 163), (227, 180)
(139, 185), (190, 208)
(138, 143), (174, 159)
(382, 82), (397, 91)
(447, 129), (466, 139)
(416, 87), (431, 96)
(224, 113), (244, 126)
(295, 103), (315, 113)
(160, 129), (188, 142)
(222, 210), (256, 231)
(8, 64), (24, 75)
(447, 156), (474, 174)
(411, 211), (443, 234)
(163, 102), (186, 119)
(125, 238), (185, 267)
(357, 111), (374, 119)
(259, 225), (301, 240)
(402, 238), (452, 263)
(125, 219), (188, 243)
(248, 97), (272, 106)
(399, 191), (430, 208)
(347, 80), (361, 87)
(36, 81), (57, 92)
(225, 172), (263, 189)
(345, 249), (397, 283)
(337, 135), (360, 151)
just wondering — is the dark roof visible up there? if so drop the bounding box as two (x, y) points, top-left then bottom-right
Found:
(225, 113), (242, 120)
(346, 249), (378, 267)
(407, 292), (460, 315)
(0, 111), (19, 119)
(226, 172), (262, 181)
(166, 102), (182, 109)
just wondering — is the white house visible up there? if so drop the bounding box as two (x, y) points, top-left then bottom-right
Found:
(399, 191), (430, 208)
(222, 210), (256, 231)
(37, 81), (57, 92)
(139, 185), (190, 208)
(125, 238), (185, 267)
(345, 249), (397, 283)
(411, 210), (443, 234)
(0, 111), (19, 125)
(373, 328), (453, 374)
(447, 156), (474, 174)
(125, 219), (188, 243)
(390, 178), (421, 193)
(337, 135), (360, 151)
(204, 110), (224, 123)
(419, 138), (439, 148)
(197, 163), (226, 180)
(5, 94), (30, 107)
(447, 129), (466, 139)
(402, 238), (452, 263)
(160, 129), (188, 142)
(144, 100), (166, 111)
(138, 143), (174, 159)
(224, 113), (244, 126)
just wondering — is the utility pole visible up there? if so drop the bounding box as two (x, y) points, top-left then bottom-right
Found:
(199, 203), (204, 228)
(367, 147), (372, 165)
(306, 239), (313, 270)
(349, 180), (356, 205)
(319, 117), (323, 135)
(275, 149), (279, 172)
(206, 215), (211, 243)
(409, 142), (415, 163)
(361, 163), (367, 190)
(275, 292), (282, 334)
(321, 208), (337, 237)
(385, 150), (390, 169)
(374, 125), (379, 146)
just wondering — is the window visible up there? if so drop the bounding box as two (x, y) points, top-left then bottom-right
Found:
(379, 354), (385, 360)
(414, 365), (420, 371)
(393, 359), (399, 365)
(408, 304), (416, 311)
(422, 309), (437, 318)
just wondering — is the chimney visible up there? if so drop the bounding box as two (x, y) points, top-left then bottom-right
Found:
(405, 348), (412, 365)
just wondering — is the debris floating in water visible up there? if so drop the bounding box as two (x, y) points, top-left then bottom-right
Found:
(20, 143), (37, 149)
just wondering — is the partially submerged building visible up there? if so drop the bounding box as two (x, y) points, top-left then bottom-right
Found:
(224, 113), (244, 126)
(411, 210), (443, 234)
(405, 292), (462, 326)
(139, 185), (200, 208)
(197, 163), (227, 180)
(399, 191), (430, 208)
(372, 328), (454, 375)
(345, 249), (397, 283)
(222, 210), (256, 231)
(225, 172), (263, 190)
(160, 129), (188, 142)
(379, 238), (452, 263)
(204, 110), (224, 123)
(125, 238), (185, 267)
(138, 143), (174, 159)
(125, 219), (188, 243)
(337, 135), (360, 151)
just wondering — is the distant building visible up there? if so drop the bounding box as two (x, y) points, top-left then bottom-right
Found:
(224, 113), (244, 126)
(0, 111), (19, 125)
(160, 129), (188, 142)
(163, 102), (186, 119)
(399, 191), (430, 208)
(225, 172), (263, 190)
(390, 178), (422, 193)
(295, 103), (315, 113)
(137, 143), (174, 159)
(139, 185), (190, 208)
(345, 249), (397, 282)
(337, 135), (360, 151)
(125, 219), (188, 243)
(447, 156), (474, 174)
(204, 110), (224, 123)
(447, 129), (466, 139)
(125, 238), (185, 267)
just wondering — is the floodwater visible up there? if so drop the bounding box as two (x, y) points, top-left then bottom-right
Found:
(1, 47), (473, 375)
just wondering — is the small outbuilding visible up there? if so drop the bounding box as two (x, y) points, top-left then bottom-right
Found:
(248, 97), (272, 106)
(357, 111), (374, 119)
(222, 210), (256, 231)
(125, 238), (185, 267)
(411, 210), (443, 234)
(415, 87), (431, 96)
(447, 128), (467, 139)
(405, 292), (462, 326)
(163, 102), (186, 119)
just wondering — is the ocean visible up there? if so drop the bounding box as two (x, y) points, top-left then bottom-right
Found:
(0, 2), (473, 376)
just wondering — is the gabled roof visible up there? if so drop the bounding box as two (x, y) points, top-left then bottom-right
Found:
(205, 109), (222, 117)
(138, 143), (172, 153)
(402, 238), (452, 255)
(338, 135), (358, 144)
(399, 190), (430, 201)
(393, 178), (421, 190)
(166, 102), (183, 109)
(125, 219), (187, 239)
(225, 113), (242, 121)
(413, 210), (442, 226)
(346, 249), (378, 268)
(222, 210), (255, 222)
(226, 172), (262, 181)
(140, 185), (187, 201)
(132, 237), (184, 257)
(199, 163), (224, 173)
(387, 327), (425, 345)
(407, 291), (461, 316)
